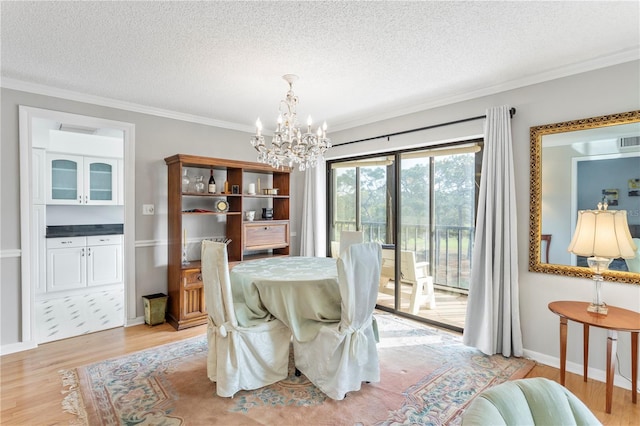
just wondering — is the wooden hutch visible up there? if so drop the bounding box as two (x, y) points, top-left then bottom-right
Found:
(164, 154), (291, 330)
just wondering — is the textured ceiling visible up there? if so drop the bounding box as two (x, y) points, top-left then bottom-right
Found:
(1, 1), (639, 132)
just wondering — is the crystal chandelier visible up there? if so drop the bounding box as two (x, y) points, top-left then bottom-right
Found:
(250, 74), (331, 171)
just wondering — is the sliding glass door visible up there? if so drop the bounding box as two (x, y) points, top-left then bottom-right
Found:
(328, 141), (482, 331)
(328, 156), (394, 251)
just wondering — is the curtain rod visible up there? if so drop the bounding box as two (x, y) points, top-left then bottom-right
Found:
(334, 107), (516, 147)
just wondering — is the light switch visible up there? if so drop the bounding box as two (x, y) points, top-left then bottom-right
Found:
(142, 204), (155, 215)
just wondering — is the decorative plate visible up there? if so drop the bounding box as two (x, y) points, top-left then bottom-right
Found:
(215, 200), (229, 212)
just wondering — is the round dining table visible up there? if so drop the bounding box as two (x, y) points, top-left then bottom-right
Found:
(230, 256), (342, 342)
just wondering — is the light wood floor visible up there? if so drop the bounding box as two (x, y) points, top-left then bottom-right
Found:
(2, 320), (638, 425)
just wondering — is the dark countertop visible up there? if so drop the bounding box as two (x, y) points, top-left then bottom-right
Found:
(46, 224), (124, 238)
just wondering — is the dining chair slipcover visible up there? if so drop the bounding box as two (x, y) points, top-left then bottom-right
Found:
(201, 241), (292, 397)
(338, 230), (364, 258)
(293, 242), (382, 400)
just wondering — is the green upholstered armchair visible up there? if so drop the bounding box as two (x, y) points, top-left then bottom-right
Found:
(461, 378), (602, 425)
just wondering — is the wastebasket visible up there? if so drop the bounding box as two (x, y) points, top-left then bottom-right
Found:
(142, 293), (168, 326)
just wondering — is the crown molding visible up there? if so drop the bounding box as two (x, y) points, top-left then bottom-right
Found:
(2, 47), (638, 134)
(330, 49), (640, 132)
(0, 78), (256, 134)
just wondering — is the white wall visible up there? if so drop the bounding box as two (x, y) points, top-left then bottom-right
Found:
(2, 62), (639, 393)
(327, 60), (640, 390)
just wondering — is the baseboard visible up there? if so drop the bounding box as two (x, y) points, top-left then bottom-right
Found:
(523, 348), (638, 392)
(1, 340), (37, 356)
(126, 316), (146, 327)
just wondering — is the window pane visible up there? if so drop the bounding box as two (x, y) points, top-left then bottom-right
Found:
(433, 153), (476, 290)
(400, 156), (430, 261)
(359, 164), (389, 244)
(398, 154), (431, 315)
(328, 143), (478, 331)
(333, 167), (357, 240)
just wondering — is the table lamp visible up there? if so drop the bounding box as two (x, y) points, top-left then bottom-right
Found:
(567, 203), (637, 315)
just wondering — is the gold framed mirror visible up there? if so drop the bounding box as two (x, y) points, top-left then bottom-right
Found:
(529, 110), (640, 285)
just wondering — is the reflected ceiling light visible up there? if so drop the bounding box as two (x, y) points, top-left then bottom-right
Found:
(250, 74), (331, 171)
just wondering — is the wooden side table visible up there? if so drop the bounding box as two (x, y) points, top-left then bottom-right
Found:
(548, 300), (640, 414)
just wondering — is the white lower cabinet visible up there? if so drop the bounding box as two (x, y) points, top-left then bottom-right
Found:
(46, 235), (123, 291)
(40, 234), (124, 343)
(46, 237), (87, 292)
(87, 235), (122, 286)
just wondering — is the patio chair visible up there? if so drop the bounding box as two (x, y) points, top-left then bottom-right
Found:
(379, 248), (436, 314)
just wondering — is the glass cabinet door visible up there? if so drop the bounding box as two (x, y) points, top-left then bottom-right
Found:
(47, 154), (83, 204)
(47, 154), (119, 205)
(85, 157), (118, 204)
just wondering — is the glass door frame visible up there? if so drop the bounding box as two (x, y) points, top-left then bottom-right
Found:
(326, 139), (482, 333)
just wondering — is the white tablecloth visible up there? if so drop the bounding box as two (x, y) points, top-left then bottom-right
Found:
(230, 256), (341, 341)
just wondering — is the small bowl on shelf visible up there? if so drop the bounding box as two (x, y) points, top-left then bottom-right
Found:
(262, 188), (279, 195)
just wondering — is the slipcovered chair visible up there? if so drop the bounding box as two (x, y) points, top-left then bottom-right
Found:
(338, 230), (364, 258)
(461, 378), (602, 425)
(200, 241), (292, 397)
(293, 242), (382, 400)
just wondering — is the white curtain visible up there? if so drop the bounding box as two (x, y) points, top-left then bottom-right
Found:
(463, 105), (523, 357)
(300, 158), (327, 256)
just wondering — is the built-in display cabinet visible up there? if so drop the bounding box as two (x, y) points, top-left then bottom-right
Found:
(46, 153), (120, 205)
(164, 154), (291, 330)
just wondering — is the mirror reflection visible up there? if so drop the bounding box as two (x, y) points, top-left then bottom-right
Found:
(529, 111), (640, 284)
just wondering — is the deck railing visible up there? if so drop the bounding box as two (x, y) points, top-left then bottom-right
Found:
(334, 221), (474, 290)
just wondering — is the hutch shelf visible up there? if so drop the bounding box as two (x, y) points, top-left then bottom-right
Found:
(164, 154), (291, 330)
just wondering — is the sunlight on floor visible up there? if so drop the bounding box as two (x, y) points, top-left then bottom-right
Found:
(377, 283), (467, 329)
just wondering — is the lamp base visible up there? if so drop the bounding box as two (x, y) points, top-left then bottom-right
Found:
(587, 302), (608, 315)
(586, 259), (611, 316)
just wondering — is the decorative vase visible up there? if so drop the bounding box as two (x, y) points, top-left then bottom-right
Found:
(181, 169), (190, 192)
(195, 176), (205, 193)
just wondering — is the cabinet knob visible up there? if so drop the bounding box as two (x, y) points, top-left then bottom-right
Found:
(81, 248), (85, 257)
(264, 227), (269, 230)
(78, 196), (82, 203)
(196, 274), (202, 281)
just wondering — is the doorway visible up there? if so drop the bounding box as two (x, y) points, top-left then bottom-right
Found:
(327, 141), (481, 332)
(19, 106), (135, 345)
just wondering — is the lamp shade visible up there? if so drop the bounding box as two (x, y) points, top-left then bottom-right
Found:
(568, 209), (637, 258)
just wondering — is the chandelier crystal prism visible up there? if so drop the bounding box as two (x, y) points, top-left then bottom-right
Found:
(250, 74), (331, 171)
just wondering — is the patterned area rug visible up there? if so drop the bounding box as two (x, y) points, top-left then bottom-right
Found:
(60, 313), (534, 425)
